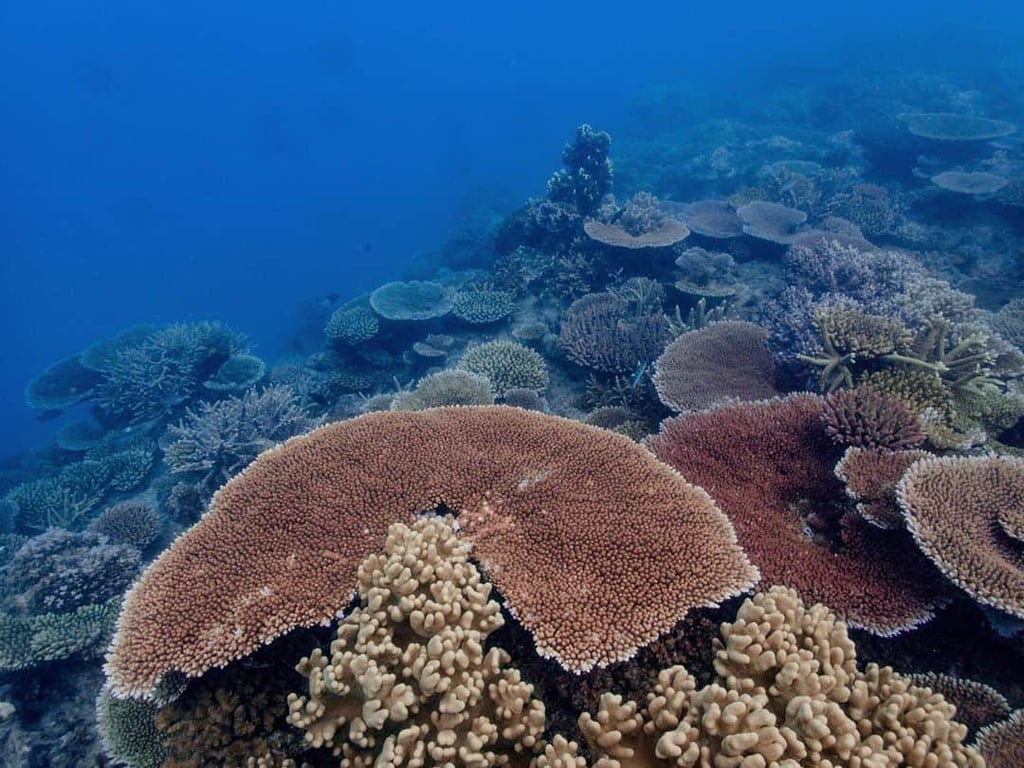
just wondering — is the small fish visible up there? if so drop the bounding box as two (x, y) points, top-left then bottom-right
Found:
(630, 361), (649, 390)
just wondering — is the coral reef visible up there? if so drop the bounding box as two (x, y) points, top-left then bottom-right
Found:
(163, 385), (322, 493)
(822, 385), (927, 449)
(560, 293), (671, 375)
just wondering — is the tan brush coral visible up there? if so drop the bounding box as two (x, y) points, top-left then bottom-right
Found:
(107, 406), (755, 696)
(897, 454), (1024, 618)
(975, 709), (1024, 768)
(652, 321), (779, 412)
(579, 586), (984, 768)
(286, 516), (550, 767)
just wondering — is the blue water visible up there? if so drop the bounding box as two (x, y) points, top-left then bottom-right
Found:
(2, 0), (1023, 458)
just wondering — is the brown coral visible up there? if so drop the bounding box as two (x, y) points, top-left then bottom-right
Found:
(897, 454), (1024, 618)
(106, 406), (756, 696)
(652, 321), (779, 412)
(823, 385), (927, 449)
(579, 587), (983, 768)
(834, 446), (933, 529)
(560, 293), (672, 374)
(975, 709), (1024, 768)
(582, 219), (690, 249)
(647, 394), (947, 634)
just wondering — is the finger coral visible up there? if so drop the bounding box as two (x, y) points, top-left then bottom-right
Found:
(106, 406), (755, 696)
(286, 516), (547, 766)
(580, 586), (983, 768)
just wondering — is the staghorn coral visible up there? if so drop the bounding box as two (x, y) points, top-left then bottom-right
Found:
(560, 293), (671, 375)
(822, 385), (927, 449)
(652, 321), (778, 412)
(93, 321), (244, 424)
(580, 587), (982, 768)
(286, 516), (548, 767)
(105, 406), (755, 696)
(163, 384), (322, 492)
(897, 454), (1024, 619)
(457, 340), (549, 396)
(4, 474), (105, 532)
(647, 394), (947, 634)
(834, 447), (933, 529)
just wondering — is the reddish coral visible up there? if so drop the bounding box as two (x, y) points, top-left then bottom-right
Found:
(106, 406), (755, 696)
(834, 446), (934, 529)
(647, 394), (947, 635)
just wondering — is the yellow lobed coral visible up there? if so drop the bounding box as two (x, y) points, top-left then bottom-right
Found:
(285, 516), (551, 767)
(579, 586), (983, 768)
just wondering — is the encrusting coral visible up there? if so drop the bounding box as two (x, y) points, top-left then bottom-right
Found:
(105, 406), (756, 697)
(285, 516), (550, 767)
(579, 586), (983, 768)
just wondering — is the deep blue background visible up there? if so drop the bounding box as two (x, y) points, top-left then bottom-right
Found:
(2, 1), (1022, 457)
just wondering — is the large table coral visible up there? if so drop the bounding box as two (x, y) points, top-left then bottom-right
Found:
(106, 406), (756, 696)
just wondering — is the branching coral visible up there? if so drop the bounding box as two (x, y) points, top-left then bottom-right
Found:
(286, 516), (548, 766)
(579, 586), (983, 768)
(163, 385), (322, 492)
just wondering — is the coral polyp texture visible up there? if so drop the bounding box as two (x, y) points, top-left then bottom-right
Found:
(579, 586), (983, 768)
(105, 406), (756, 696)
(647, 394), (946, 634)
(652, 321), (778, 412)
(896, 454), (1024, 619)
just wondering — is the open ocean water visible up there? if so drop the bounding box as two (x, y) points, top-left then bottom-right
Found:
(1, 1), (1023, 765)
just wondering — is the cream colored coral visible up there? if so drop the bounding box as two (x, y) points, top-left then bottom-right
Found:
(286, 516), (546, 767)
(580, 587), (984, 768)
